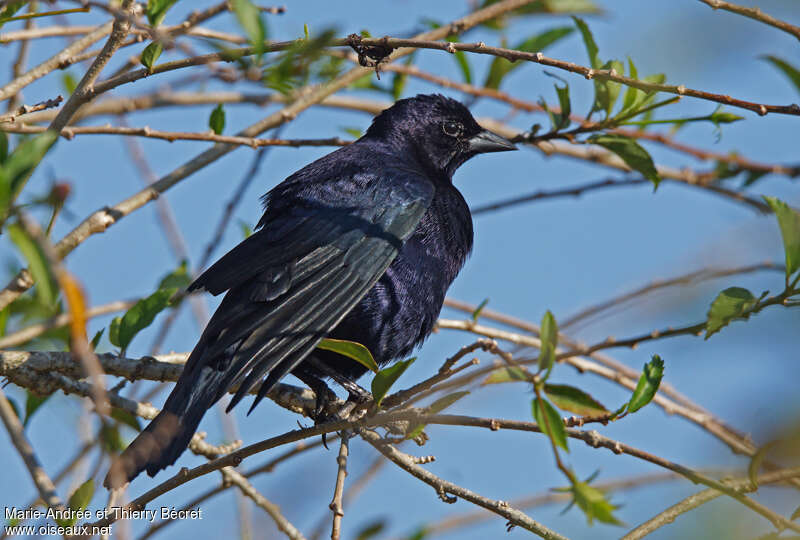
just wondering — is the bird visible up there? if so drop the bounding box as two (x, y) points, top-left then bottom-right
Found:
(104, 93), (516, 488)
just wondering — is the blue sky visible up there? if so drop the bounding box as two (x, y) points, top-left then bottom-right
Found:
(2, 1), (799, 539)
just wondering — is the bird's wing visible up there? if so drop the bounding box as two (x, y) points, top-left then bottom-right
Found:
(186, 169), (435, 413)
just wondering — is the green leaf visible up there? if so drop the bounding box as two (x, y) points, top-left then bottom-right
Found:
(483, 27), (573, 89)
(157, 260), (192, 292)
(538, 310), (558, 373)
(405, 527), (429, 540)
(762, 56), (800, 96)
(792, 505), (800, 521)
(763, 197), (800, 279)
(453, 51), (472, 85)
(570, 480), (623, 525)
(23, 390), (50, 428)
(391, 53), (416, 100)
(355, 520), (386, 540)
(208, 104), (225, 135)
(109, 316), (121, 348)
(572, 17), (599, 69)
(545, 384), (607, 416)
(66, 480), (94, 525)
(709, 109), (744, 125)
(0, 306), (9, 337)
(317, 338), (379, 373)
(0, 131), (7, 164)
(627, 355), (664, 413)
(588, 133), (660, 187)
(622, 57), (639, 111)
(111, 288), (176, 352)
(371, 358), (415, 407)
(100, 423), (125, 453)
(553, 82), (571, 130)
(61, 72), (78, 95)
(90, 328), (104, 351)
(617, 71), (667, 120)
(482, 366), (529, 384)
(705, 287), (758, 339)
(0, 130), (58, 218)
(111, 407), (142, 432)
(598, 59), (624, 117)
(532, 397), (568, 451)
(6, 223), (58, 308)
(471, 298), (489, 321)
(428, 391), (470, 414)
(0, 1), (26, 29)
(239, 219), (253, 238)
(341, 127), (362, 139)
(146, 0), (178, 27)
(140, 41), (162, 71)
(145, 0), (177, 27)
(231, 0), (266, 61)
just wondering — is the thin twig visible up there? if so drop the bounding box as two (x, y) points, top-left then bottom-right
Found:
(697, 0), (800, 42)
(0, 122), (351, 147)
(48, 0), (136, 134)
(0, 0), (537, 312)
(0, 21), (113, 102)
(220, 467), (307, 540)
(622, 466), (800, 540)
(560, 261), (784, 330)
(329, 431), (350, 540)
(0, 299), (134, 348)
(0, 386), (66, 518)
(360, 428), (569, 540)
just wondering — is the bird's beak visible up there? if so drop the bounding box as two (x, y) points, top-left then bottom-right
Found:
(467, 129), (517, 154)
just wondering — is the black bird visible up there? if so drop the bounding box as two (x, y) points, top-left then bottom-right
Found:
(105, 94), (516, 488)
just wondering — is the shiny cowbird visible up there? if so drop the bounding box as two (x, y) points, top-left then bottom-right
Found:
(105, 94), (516, 488)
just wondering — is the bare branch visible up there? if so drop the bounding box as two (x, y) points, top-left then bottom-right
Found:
(221, 467), (307, 540)
(622, 466), (800, 540)
(329, 432), (350, 540)
(0, 21), (113, 102)
(697, 0), (800, 42)
(360, 428), (569, 540)
(1, 122), (350, 147)
(0, 386), (67, 518)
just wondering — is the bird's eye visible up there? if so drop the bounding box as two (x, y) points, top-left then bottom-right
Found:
(442, 120), (463, 137)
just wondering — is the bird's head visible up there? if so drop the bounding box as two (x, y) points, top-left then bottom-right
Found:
(365, 94), (516, 178)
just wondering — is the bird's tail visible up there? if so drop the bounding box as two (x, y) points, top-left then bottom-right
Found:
(104, 348), (228, 489)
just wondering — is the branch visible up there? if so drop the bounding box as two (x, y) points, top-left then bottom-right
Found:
(344, 53), (800, 179)
(471, 177), (648, 215)
(478, 119), (772, 213)
(0, 96), (63, 124)
(622, 466), (800, 540)
(359, 428), (569, 540)
(0, 0), (539, 312)
(0, 299), (134, 348)
(418, 472), (680, 538)
(0, 350), (326, 418)
(384, 413), (800, 533)
(0, 386), (67, 519)
(329, 432), (350, 540)
(0, 21), (113, 102)
(351, 37), (800, 116)
(0, 122), (351, 147)
(697, 0), (800, 42)
(220, 467), (306, 540)
(48, 0), (136, 133)
(560, 261), (784, 330)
